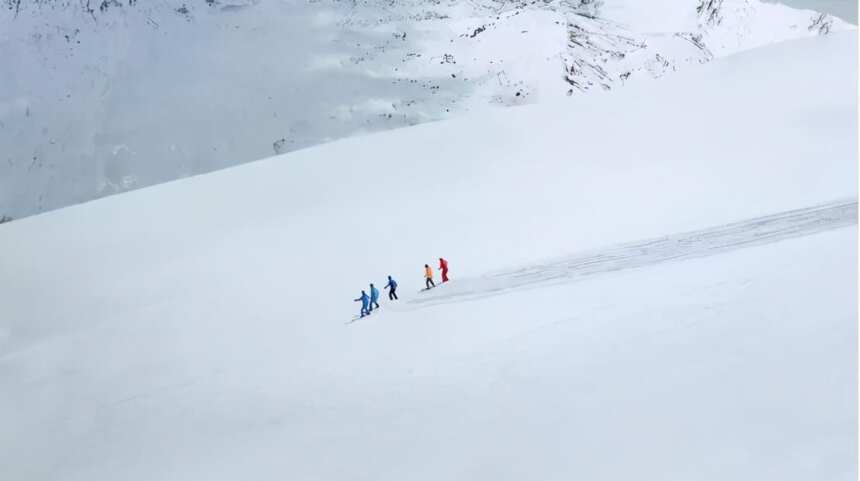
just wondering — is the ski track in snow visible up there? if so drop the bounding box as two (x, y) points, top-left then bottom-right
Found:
(410, 200), (858, 306)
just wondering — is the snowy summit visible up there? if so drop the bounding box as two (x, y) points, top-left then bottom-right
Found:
(0, 0), (853, 218)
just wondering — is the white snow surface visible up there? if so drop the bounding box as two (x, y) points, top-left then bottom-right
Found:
(0, 32), (857, 480)
(0, 0), (853, 218)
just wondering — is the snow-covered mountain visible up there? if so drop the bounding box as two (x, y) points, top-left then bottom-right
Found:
(0, 29), (856, 480)
(0, 0), (852, 219)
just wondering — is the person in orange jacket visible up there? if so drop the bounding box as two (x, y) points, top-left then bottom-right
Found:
(424, 264), (435, 289)
(439, 257), (449, 282)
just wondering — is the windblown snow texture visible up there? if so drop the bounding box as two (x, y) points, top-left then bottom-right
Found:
(412, 200), (858, 306)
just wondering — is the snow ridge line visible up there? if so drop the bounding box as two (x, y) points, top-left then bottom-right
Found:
(410, 199), (858, 306)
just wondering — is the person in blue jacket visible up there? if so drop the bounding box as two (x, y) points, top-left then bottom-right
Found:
(369, 283), (381, 311)
(384, 275), (398, 300)
(354, 290), (370, 317)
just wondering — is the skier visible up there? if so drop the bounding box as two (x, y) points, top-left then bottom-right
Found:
(439, 257), (449, 283)
(384, 275), (398, 300)
(369, 283), (380, 311)
(354, 290), (370, 317)
(424, 264), (435, 289)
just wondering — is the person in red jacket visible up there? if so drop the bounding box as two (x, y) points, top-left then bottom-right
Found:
(439, 257), (449, 283)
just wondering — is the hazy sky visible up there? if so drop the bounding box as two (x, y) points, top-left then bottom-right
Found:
(769, 0), (858, 23)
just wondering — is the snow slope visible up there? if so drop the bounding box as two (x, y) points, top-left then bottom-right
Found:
(0, 32), (856, 480)
(0, 0), (853, 219)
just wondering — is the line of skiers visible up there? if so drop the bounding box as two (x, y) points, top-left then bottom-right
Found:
(354, 258), (449, 318)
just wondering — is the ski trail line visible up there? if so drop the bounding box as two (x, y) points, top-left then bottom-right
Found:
(409, 199), (857, 307)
